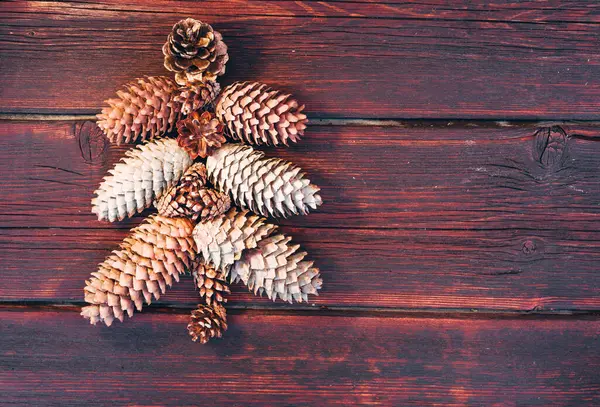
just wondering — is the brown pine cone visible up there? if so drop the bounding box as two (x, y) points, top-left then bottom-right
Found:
(176, 111), (226, 159)
(155, 162), (231, 221)
(215, 82), (308, 146)
(81, 215), (196, 326)
(96, 77), (220, 145)
(187, 304), (228, 344)
(163, 18), (229, 85)
(191, 262), (230, 308)
(176, 80), (221, 116)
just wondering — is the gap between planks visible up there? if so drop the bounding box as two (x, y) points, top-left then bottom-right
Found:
(2, 301), (600, 319)
(2, 113), (600, 130)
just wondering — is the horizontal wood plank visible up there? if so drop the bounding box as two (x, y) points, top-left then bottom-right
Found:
(1, 1), (600, 118)
(2, 226), (600, 310)
(2, 120), (600, 230)
(1, 310), (599, 406)
(2, 120), (600, 311)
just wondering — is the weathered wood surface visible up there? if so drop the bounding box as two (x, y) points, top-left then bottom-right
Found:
(2, 120), (600, 311)
(1, 1), (600, 119)
(2, 310), (599, 406)
(2, 1), (600, 405)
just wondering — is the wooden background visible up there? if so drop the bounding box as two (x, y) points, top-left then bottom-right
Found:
(1, 1), (599, 405)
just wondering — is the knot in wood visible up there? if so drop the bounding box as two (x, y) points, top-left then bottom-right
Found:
(522, 240), (536, 255)
(533, 126), (568, 170)
(77, 121), (108, 164)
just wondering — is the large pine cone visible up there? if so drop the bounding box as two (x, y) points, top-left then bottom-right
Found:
(155, 162), (231, 221)
(92, 138), (193, 222)
(193, 209), (277, 270)
(163, 18), (229, 85)
(96, 76), (219, 144)
(187, 304), (228, 344)
(191, 262), (230, 308)
(215, 82), (308, 146)
(230, 234), (322, 303)
(207, 144), (322, 218)
(176, 111), (226, 159)
(81, 216), (196, 326)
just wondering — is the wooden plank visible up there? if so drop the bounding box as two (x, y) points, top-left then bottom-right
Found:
(2, 120), (600, 311)
(2, 120), (600, 230)
(2, 226), (600, 310)
(1, 310), (599, 406)
(1, 1), (600, 119)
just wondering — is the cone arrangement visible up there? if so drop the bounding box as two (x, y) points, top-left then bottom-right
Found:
(97, 77), (220, 144)
(85, 17), (325, 344)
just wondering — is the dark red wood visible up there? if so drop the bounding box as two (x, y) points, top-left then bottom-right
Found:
(3, 121), (600, 230)
(2, 121), (600, 311)
(1, 310), (599, 406)
(1, 1), (600, 118)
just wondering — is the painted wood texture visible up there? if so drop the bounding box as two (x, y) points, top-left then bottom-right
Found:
(2, 1), (600, 405)
(2, 120), (600, 311)
(1, 1), (600, 119)
(2, 310), (599, 406)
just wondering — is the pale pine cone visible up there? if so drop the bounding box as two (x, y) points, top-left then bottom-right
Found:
(207, 144), (322, 218)
(91, 138), (193, 222)
(193, 209), (277, 270)
(230, 234), (322, 303)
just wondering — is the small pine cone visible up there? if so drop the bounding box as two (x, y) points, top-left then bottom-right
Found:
(92, 138), (193, 222)
(230, 234), (322, 303)
(187, 304), (228, 344)
(96, 77), (220, 144)
(176, 111), (226, 159)
(163, 18), (229, 85)
(191, 262), (230, 307)
(155, 162), (231, 221)
(215, 82), (308, 146)
(193, 209), (277, 270)
(207, 144), (322, 218)
(81, 215), (196, 326)
(175, 80), (222, 116)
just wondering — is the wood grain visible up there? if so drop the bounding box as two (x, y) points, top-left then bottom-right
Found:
(3, 121), (600, 230)
(1, 1), (600, 119)
(2, 121), (600, 311)
(1, 310), (599, 406)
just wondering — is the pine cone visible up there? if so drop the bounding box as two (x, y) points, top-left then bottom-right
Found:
(176, 80), (221, 116)
(207, 144), (322, 218)
(176, 111), (226, 159)
(230, 234), (322, 303)
(96, 77), (220, 144)
(163, 18), (229, 85)
(187, 304), (228, 344)
(155, 162), (231, 221)
(191, 262), (230, 307)
(92, 138), (193, 222)
(81, 215), (196, 326)
(193, 209), (277, 270)
(215, 82), (308, 146)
